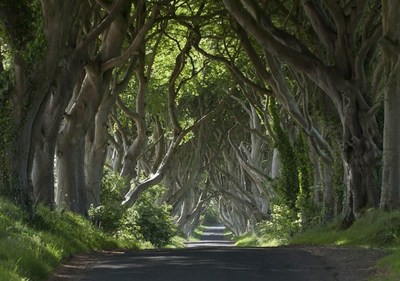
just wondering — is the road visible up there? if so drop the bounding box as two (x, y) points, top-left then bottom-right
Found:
(50, 225), (383, 281)
(185, 225), (235, 247)
(79, 247), (341, 281)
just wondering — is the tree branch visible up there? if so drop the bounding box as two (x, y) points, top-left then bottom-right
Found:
(102, 4), (159, 71)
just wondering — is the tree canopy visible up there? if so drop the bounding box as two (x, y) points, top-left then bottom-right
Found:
(0, 0), (399, 235)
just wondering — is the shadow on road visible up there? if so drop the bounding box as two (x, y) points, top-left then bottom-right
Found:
(78, 247), (340, 281)
(50, 225), (383, 281)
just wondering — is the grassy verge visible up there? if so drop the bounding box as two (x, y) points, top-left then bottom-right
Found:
(0, 197), (138, 281)
(235, 209), (400, 280)
(291, 210), (400, 281)
(186, 225), (205, 242)
(235, 232), (283, 247)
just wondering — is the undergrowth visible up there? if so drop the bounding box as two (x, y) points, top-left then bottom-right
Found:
(0, 197), (136, 281)
(236, 209), (400, 281)
(291, 209), (400, 281)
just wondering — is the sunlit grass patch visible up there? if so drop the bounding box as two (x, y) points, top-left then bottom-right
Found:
(235, 232), (285, 247)
(165, 235), (186, 248)
(290, 209), (400, 281)
(0, 197), (132, 281)
(292, 210), (400, 247)
(235, 233), (259, 247)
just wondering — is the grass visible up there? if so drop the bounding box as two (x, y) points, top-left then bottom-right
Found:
(235, 232), (284, 247)
(291, 209), (400, 281)
(234, 233), (259, 246)
(0, 197), (138, 281)
(166, 235), (186, 248)
(234, 209), (400, 280)
(186, 225), (205, 241)
(291, 210), (400, 247)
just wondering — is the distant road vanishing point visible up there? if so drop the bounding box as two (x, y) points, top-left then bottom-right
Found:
(185, 225), (235, 248)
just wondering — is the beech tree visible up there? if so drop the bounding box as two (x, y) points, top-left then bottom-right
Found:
(0, 0), (85, 210)
(223, 0), (383, 226)
(380, 0), (400, 210)
(2, 0), (400, 237)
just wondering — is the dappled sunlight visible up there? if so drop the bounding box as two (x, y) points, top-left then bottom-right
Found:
(185, 225), (235, 248)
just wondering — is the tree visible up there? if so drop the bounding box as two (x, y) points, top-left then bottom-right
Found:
(380, 0), (400, 210)
(56, 1), (159, 214)
(0, 0), (85, 211)
(223, 0), (383, 226)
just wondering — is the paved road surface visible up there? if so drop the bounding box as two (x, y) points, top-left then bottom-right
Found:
(185, 225), (235, 248)
(50, 225), (382, 281)
(79, 246), (342, 281)
(76, 225), (340, 281)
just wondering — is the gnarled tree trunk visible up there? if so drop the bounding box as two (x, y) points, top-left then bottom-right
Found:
(380, 0), (400, 210)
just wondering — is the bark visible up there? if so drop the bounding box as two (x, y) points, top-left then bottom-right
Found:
(223, 0), (382, 225)
(380, 0), (400, 210)
(119, 14), (164, 185)
(57, 0), (157, 213)
(56, 63), (104, 213)
(118, 73), (148, 182)
(122, 132), (186, 206)
(271, 148), (280, 179)
(1, 1), (84, 210)
(85, 93), (116, 207)
(85, 44), (139, 206)
(322, 162), (334, 220)
(122, 93), (229, 206)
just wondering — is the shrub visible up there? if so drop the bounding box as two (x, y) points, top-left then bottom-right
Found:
(133, 200), (176, 248)
(88, 171), (126, 233)
(256, 203), (301, 244)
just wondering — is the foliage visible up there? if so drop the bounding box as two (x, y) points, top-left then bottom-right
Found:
(256, 203), (301, 244)
(0, 197), (131, 281)
(133, 199), (176, 248)
(290, 209), (400, 281)
(0, 37), (15, 201)
(116, 206), (147, 246)
(0, 96), (14, 199)
(119, 183), (176, 248)
(293, 132), (322, 228)
(88, 171), (126, 233)
(234, 233), (259, 247)
(332, 142), (345, 216)
(202, 204), (221, 225)
(22, 1), (47, 67)
(292, 209), (400, 247)
(118, 199), (176, 248)
(89, 172), (177, 248)
(269, 98), (299, 210)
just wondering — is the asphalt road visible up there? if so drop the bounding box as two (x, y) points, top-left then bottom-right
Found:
(185, 225), (236, 247)
(77, 226), (342, 281)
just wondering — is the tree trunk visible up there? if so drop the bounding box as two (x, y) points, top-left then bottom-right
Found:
(56, 139), (85, 213)
(271, 148), (280, 179)
(341, 90), (381, 224)
(380, 0), (400, 210)
(56, 64), (104, 214)
(322, 162), (334, 220)
(85, 92), (117, 207)
(223, 0), (382, 226)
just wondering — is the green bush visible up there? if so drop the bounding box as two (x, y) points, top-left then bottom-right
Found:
(118, 199), (176, 248)
(256, 203), (301, 244)
(89, 172), (178, 248)
(134, 200), (176, 248)
(88, 171), (126, 233)
(116, 207), (145, 244)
